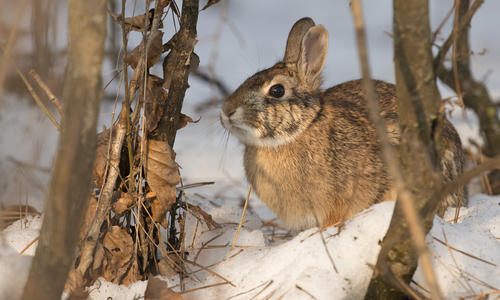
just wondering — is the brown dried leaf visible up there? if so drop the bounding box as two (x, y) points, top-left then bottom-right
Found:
(125, 31), (164, 69)
(146, 140), (180, 223)
(145, 277), (184, 300)
(112, 192), (134, 215)
(176, 113), (200, 130)
(157, 255), (183, 278)
(145, 75), (168, 133)
(109, 9), (163, 32)
(201, 0), (221, 10)
(79, 197), (98, 240)
(102, 226), (137, 284)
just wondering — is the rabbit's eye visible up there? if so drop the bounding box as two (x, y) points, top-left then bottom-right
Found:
(269, 84), (285, 98)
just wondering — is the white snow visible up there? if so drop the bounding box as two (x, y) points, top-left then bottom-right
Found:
(2, 196), (499, 299)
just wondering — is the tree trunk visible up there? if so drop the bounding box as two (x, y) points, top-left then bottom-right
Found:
(365, 1), (444, 298)
(21, 1), (107, 299)
(149, 0), (199, 147)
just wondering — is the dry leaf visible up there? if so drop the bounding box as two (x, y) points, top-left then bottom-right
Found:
(80, 196), (98, 240)
(145, 277), (184, 300)
(157, 255), (183, 278)
(0, 205), (39, 229)
(125, 31), (164, 69)
(177, 113), (200, 130)
(109, 9), (163, 32)
(201, 0), (221, 10)
(112, 192), (134, 215)
(146, 140), (180, 224)
(145, 75), (169, 133)
(102, 226), (139, 284)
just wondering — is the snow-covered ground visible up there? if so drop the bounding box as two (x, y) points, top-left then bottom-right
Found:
(1, 195), (499, 299)
(1, 0), (500, 299)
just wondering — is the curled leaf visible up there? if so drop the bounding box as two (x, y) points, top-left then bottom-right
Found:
(145, 75), (168, 133)
(202, 0), (221, 10)
(102, 226), (139, 284)
(146, 140), (180, 224)
(112, 193), (134, 215)
(109, 9), (163, 32)
(145, 276), (184, 300)
(177, 113), (200, 130)
(125, 31), (164, 69)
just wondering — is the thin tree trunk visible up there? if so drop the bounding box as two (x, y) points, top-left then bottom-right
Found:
(21, 0), (107, 299)
(365, 1), (444, 299)
(149, 0), (199, 147)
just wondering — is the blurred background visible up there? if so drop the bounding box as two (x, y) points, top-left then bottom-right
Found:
(0, 0), (498, 216)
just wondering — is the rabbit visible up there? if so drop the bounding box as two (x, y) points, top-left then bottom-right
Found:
(220, 17), (466, 231)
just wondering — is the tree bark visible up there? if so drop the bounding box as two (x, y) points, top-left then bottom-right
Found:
(149, 0), (199, 147)
(365, 1), (444, 299)
(21, 1), (107, 299)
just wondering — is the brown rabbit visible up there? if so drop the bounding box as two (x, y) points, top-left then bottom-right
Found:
(220, 17), (466, 231)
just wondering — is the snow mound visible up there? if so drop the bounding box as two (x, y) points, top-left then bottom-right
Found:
(1, 196), (499, 300)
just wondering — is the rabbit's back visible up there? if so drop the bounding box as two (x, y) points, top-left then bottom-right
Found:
(245, 79), (465, 230)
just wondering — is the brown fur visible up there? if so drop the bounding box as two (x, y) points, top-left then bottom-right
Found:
(220, 18), (466, 231)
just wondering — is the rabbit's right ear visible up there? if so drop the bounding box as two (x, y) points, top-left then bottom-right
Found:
(284, 17), (316, 63)
(297, 26), (329, 87)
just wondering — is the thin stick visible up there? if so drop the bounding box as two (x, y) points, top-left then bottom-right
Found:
(295, 284), (319, 300)
(178, 282), (229, 294)
(452, 0), (464, 107)
(226, 280), (273, 300)
(20, 236), (39, 254)
(350, 1), (443, 299)
(432, 236), (497, 266)
(28, 69), (63, 115)
(0, 0), (29, 108)
(459, 289), (500, 299)
(0, 45), (60, 131)
(441, 228), (476, 294)
(231, 185), (251, 249)
(184, 259), (236, 287)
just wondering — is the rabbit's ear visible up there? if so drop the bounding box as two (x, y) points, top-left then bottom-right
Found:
(297, 26), (329, 85)
(284, 17), (315, 63)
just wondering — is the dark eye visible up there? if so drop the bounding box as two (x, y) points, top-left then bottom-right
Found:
(269, 84), (285, 98)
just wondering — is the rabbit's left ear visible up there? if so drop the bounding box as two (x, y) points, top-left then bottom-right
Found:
(297, 26), (328, 86)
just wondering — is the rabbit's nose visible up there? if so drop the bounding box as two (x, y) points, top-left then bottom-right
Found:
(222, 102), (237, 118)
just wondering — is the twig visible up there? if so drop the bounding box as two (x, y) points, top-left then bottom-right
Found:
(184, 259), (236, 287)
(433, 0), (484, 70)
(0, 44), (60, 131)
(232, 185), (251, 249)
(295, 284), (319, 300)
(432, 236), (497, 267)
(452, 0), (464, 107)
(75, 105), (128, 279)
(20, 236), (39, 254)
(0, 0), (29, 108)
(226, 280), (273, 300)
(350, 1), (443, 299)
(459, 289), (500, 299)
(441, 228), (476, 294)
(178, 281), (229, 294)
(28, 69), (63, 115)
